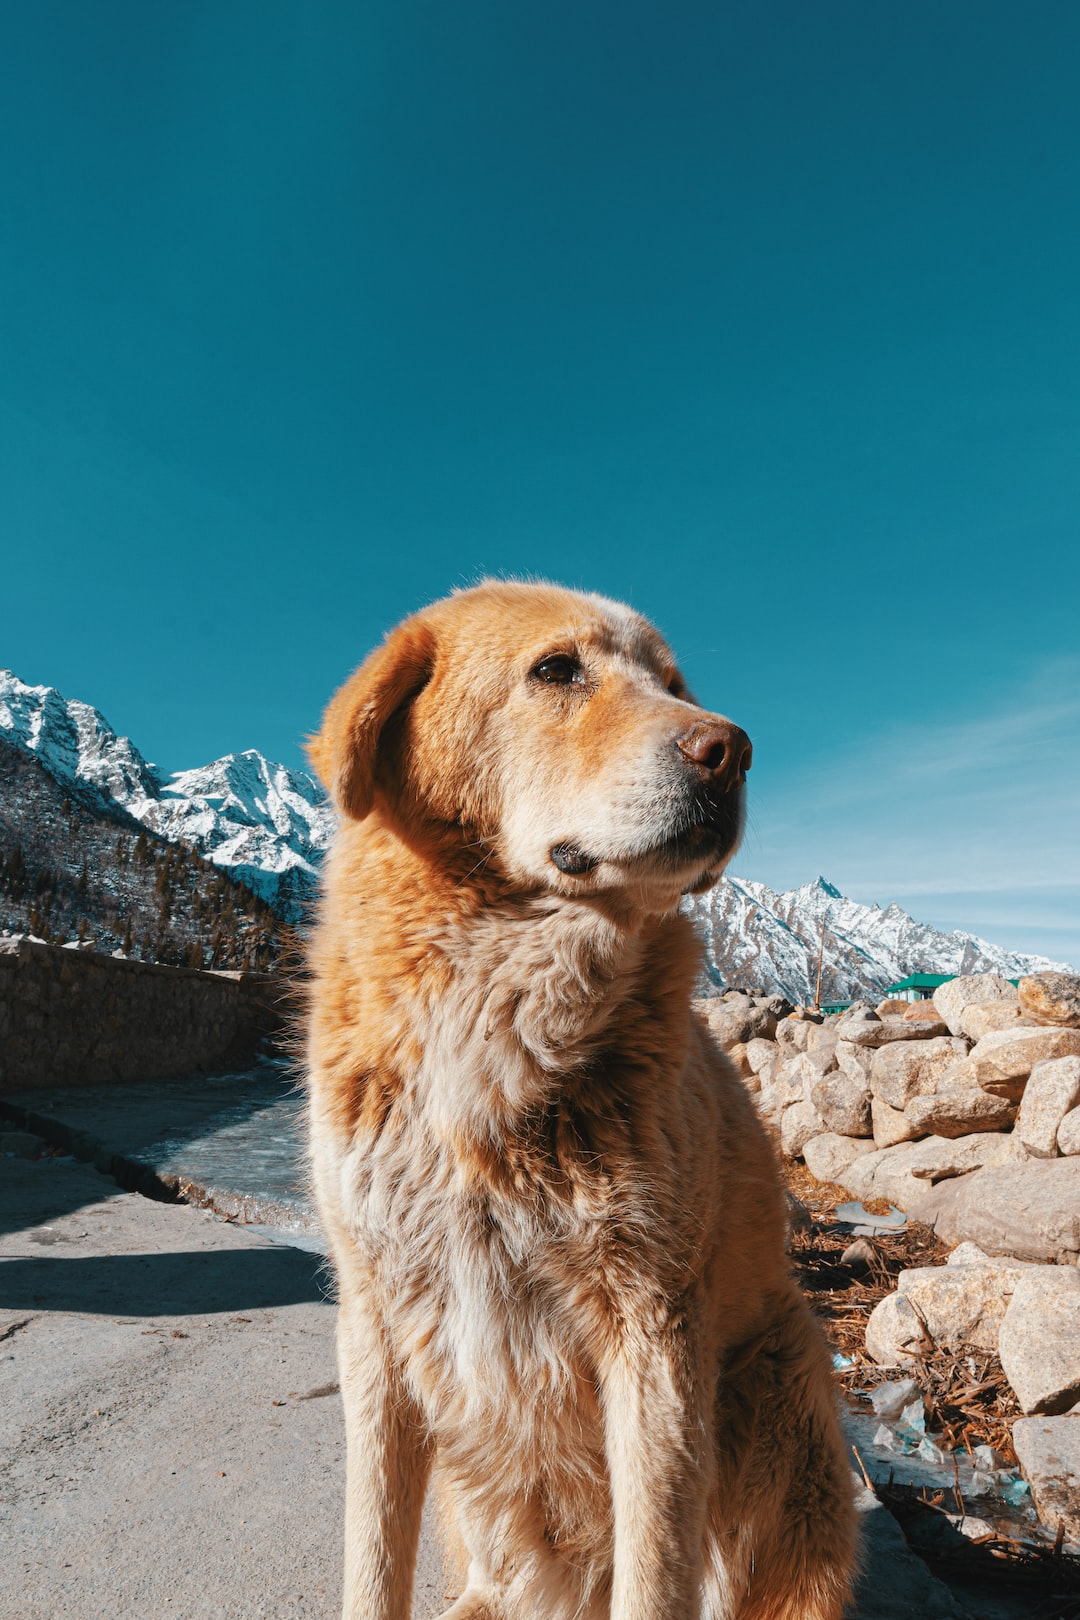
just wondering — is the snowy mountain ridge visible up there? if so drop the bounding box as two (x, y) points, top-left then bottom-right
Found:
(0, 669), (1068, 988)
(684, 875), (1066, 1004)
(0, 671), (334, 919)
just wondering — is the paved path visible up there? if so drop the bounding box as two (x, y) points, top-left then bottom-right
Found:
(0, 1087), (979, 1618)
(0, 1062), (319, 1234)
(0, 1154), (446, 1620)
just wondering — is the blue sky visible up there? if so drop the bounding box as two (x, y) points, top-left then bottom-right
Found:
(1, 2), (1077, 964)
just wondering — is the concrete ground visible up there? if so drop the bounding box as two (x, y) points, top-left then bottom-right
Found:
(0, 1153), (446, 1620)
(1, 1101), (974, 1618)
(1, 1062), (318, 1233)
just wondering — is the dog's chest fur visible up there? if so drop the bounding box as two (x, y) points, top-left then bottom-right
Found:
(332, 901), (704, 1456)
(346, 1062), (685, 1413)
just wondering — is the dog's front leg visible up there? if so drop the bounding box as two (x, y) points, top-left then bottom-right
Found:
(338, 1286), (431, 1620)
(601, 1336), (709, 1620)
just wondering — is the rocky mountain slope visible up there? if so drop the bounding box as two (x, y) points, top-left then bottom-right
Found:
(686, 876), (1066, 1005)
(0, 669), (1067, 993)
(0, 736), (282, 969)
(0, 671), (332, 920)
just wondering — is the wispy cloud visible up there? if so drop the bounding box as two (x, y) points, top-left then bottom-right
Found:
(745, 658), (1080, 964)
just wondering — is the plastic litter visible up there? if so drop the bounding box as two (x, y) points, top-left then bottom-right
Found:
(835, 1200), (907, 1234)
(931, 1443), (1032, 1505)
(831, 1352), (855, 1371)
(869, 1378), (918, 1421)
(867, 1394), (953, 1460)
(896, 1397), (927, 1440)
(860, 1397), (1035, 1526)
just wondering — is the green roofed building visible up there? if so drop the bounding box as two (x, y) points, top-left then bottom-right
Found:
(884, 973), (954, 1002)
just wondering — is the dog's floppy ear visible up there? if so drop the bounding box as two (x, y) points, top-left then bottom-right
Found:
(308, 619), (437, 821)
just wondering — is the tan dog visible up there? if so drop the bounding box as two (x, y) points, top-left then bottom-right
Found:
(306, 582), (857, 1620)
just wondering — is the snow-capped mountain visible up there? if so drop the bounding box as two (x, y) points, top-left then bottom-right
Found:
(685, 876), (1068, 1003)
(131, 751), (335, 919)
(1, 670), (1070, 985)
(0, 671), (333, 920)
(0, 670), (160, 809)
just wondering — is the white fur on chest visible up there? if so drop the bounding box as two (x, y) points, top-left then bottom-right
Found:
(330, 898), (659, 1443)
(341, 1103), (607, 1425)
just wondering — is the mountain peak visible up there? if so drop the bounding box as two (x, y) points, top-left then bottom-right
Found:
(0, 670), (335, 920)
(685, 877), (1069, 1002)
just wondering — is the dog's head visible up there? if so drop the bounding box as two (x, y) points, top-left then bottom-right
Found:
(309, 581), (750, 911)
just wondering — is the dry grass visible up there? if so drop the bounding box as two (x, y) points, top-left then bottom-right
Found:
(783, 1160), (1022, 1463)
(783, 1162), (1080, 1600)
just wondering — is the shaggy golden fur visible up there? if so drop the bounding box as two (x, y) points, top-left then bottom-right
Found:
(305, 581), (857, 1620)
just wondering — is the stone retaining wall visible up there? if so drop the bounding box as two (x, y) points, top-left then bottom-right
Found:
(0, 938), (287, 1090)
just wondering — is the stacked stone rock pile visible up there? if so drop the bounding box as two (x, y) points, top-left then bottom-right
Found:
(699, 969), (1080, 1547)
(699, 971), (1080, 1262)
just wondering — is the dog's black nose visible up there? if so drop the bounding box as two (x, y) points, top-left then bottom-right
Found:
(676, 718), (752, 793)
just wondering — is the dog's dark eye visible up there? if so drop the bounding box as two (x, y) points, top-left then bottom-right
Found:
(532, 655), (584, 686)
(666, 672), (686, 698)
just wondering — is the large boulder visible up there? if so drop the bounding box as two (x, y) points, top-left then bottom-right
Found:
(930, 1157), (1080, 1263)
(1015, 1057), (1080, 1158)
(1058, 1107), (1080, 1156)
(865, 1256), (1033, 1363)
(839, 1133), (1013, 1220)
(960, 1001), (1032, 1042)
(864, 1291), (933, 1364)
(838, 1015), (948, 1047)
(871, 1095), (921, 1149)
(998, 1269), (1080, 1414)
(757, 1055), (810, 1121)
(969, 1027), (1080, 1101)
(743, 1037), (779, 1077)
(811, 1072), (872, 1137)
(770, 1053), (823, 1104)
(725, 1041), (753, 1080)
(946, 1240), (1028, 1267)
(933, 973), (1018, 1037)
(902, 1001), (941, 1022)
(835, 1039), (875, 1082)
(869, 1036), (972, 1109)
(1019, 972), (1080, 1029)
(798, 1041), (840, 1081)
(805, 1021), (839, 1051)
(779, 1100), (827, 1160)
(700, 999), (779, 1048)
(1012, 1417), (1080, 1548)
(802, 1132), (873, 1185)
(904, 1088), (1017, 1138)
(755, 1082), (782, 1123)
(775, 1016), (812, 1056)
